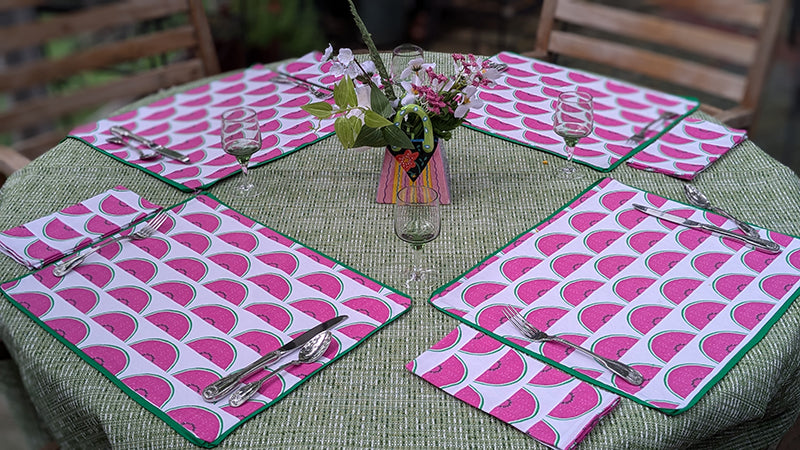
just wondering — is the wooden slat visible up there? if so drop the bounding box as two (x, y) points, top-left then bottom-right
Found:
(555, 0), (758, 66)
(14, 129), (66, 160)
(0, 26), (198, 91)
(534, 0), (559, 57)
(188, 0), (220, 75)
(741, 0), (789, 107)
(548, 31), (747, 102)
(644, 0), (767, 29)
(0, 60), (204, 133)
(0, 0), (189, 54)
(0, 144), (31, 177)
(0, 0), (44, 13)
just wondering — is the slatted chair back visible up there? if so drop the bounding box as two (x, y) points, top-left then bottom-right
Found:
(528, 0), (788, 128)
(0, 0), (219, 180)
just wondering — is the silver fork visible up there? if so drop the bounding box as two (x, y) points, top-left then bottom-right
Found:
(52, 211), (169, 277)
(273, 75), (332, 99)
(502, 306), (644, 386)
(626, 111), (679, 145)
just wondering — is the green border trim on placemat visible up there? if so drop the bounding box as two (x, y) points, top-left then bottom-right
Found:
(66, 131), (336, 193)
(426, 176), (800, 416)
(0, 191), (411, 448)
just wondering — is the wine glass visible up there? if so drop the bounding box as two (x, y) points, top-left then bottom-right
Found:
(394, 185), (440, 286)
(553, 91), (594, 179)
(390, 43), (424, 84)
(220, 107), (262, 195)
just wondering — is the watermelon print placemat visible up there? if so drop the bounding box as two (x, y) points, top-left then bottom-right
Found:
(408, 324), (620, 449)
(626, 118), (748, 180)
(69, 52), (335, 192)
(464, 52), (700, 171)
(0, 186), (160, 270)
(429, 177), (800, 414)
(0, 193), (411, 447)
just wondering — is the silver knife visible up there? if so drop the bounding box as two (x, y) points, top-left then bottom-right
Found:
(109, 126), (190, 164)
(633, 203), (781, 253)
(202, 314), (348, 402)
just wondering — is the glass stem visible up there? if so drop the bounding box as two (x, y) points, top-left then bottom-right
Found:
(410, 244), (425, 272)
(566, 145), (575, 163)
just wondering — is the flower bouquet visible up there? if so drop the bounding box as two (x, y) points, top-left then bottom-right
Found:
(301, 0), (501, 183)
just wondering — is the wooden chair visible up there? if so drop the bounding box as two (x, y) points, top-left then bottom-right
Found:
(0, 0), (220, 183)
(527, 0), (788, 129)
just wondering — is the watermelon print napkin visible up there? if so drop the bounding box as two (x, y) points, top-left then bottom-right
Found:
(429, 177), (800, 414)
(0, 193), (411, 447)
(626, 118), (748, 180)
(465, 52), (699, 171)
(69, 52), (335, 192)
(408, 324), (620, 449)
(0, 186), (160, 270)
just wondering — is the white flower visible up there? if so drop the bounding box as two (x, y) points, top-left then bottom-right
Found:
(322, 43), (333, 61)
(454, 85), (483, 118)
(400, 58), (434, 84)
(337, 48), (354, 65)
(400, 81), (419, 106)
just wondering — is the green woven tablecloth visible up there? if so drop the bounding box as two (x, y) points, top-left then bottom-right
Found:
(1, 52), (800, 449)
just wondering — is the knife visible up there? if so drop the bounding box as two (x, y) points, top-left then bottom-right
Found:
(109, 126), (191, 164)
(202, 314), (348, 402)
(633, 204), (781, 253)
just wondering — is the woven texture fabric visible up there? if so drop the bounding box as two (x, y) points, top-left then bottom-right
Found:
(1, 52), (800, 449)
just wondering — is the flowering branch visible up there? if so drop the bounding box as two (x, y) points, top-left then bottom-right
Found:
(346, 0), (396, 102)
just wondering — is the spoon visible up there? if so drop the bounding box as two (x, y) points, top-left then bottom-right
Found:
(683, 184), (760, 238)
(106, 136), (158, 160)
(229, 330), (332, 407)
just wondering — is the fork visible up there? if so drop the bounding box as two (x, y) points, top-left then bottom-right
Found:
(52, 211), (169, 277)
(626, 111), (679, 145)
(502, 306), (644, 386)
(273, 75), (332, 99)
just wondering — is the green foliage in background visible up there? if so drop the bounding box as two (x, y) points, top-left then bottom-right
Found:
(233, 0), (325, 58)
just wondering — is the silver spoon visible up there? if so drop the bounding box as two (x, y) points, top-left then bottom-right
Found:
(229, 330), (332, 407)
(683, 184), (760, 238)
(106, 136), (158, 160)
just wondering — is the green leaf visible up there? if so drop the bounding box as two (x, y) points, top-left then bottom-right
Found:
(301, 101), (333, 119)
(363, 110), (393, 128)
(334, 115), (361, 148)
(353, 126), (387, 147)
(369, 87), (394, 117)
(333, 76), (358, 109)
(382, 125), (414, 149)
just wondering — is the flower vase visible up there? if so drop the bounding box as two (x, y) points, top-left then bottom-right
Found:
(377, 138), (451, 204)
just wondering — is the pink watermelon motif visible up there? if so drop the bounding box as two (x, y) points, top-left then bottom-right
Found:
(661, 277), (704, 305)
(171, 231), (213, 255)
(665, 364), (713, 399)
(429, 328), (461, 351)
(500, 257), (544, 282)
(628, 304), (674, 335)
(595, 254), (637, 279)
(298, 247), (337, 267)
(74, 263), (114, 288)
(55, 287), (100, 314)
(548, 382), (600, 419)
(485, 104), (519, 118)
(732, 301), (774, 330)
(526, 421), (558, 447)
(254, 252), (299, 275)
(46, 317), (89, 345)
(289, 298), (338, 322)
(462, 281), (508, 307)
(203, 279), (249, 306)
(164, 257), (209, 282)
(92, 311), (138, 342)
(244, 302), (293, 331)
(649, 331), (696, 363)
(208, 252), (252, 277)
(645, 251), (688, 276)
(132, 236), (171, 259)
(296, 272), (343, 299)
(615, 208), (647, 230)
(84, 344), (130, 375)
(613, 276), (657, 302)
(627, 230), (668, 254)
(186, 337), (236, 370)
(218, 231), (259, 252)
(568, 211), (608, 233)
(676, 228), (709, 251)
(523, 131), (563, 146)
(741, 250), (776, 274)
(42, 218), (82, 241)
(506, 77), (537, 89)
(1, 225), (35, 237)
(591, 335), (638, 360)
(341, 296), (391, 323)
(422, 355), (468, 389)
(131, 338), (180, 371)
(489, 388), (539, 423)
(182, 212), (222, 233)
(683, 125), (726, 140)
(713, 274), (756, 301)
(191, 304), (238, 334)
(691, 252), (733, 277)
(338, 321), (377, 341)
(453, 385), (483, 409)
(515, 278), (560, 305)
(535, 233), (576, 256)
(528, 365), (573, 386)
(166, 406), (222, 443)
(514, 103), (549, 116)
(123, 374), (174, 407)
(117, 258), (158, 283)
(11, 292), (54, 318)
(700, 331), (746, 363)
(561, 279), (604, 306)
(151, 281), (197, 307)
(600, 190), (637, 211)
(657, 144), (701, 160)
(578, 302), (624, 333)
(247, 273), (292, 300)
(515, 307), (569, 333)
(760, 274), (800, 300)
(584, 230), (626, 253)
(551, 253), (593, 278)
(23, 240), (60, 261)
(145, 310), (192, 341)
(234, 330), (282, 356)
(681, 301), (726, 331)
(460, 332), (505, 355)
(173, 368), (221, 395)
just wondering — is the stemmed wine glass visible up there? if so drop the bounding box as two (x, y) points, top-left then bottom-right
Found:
(553, 91), (594, 179)
(221, 107), (262, 195)
(394, 185), (440, 286)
